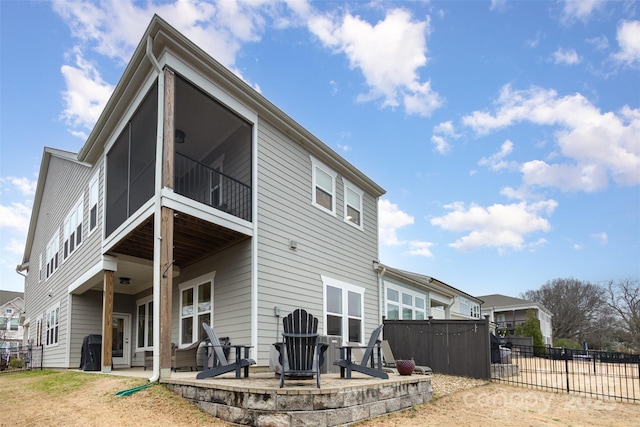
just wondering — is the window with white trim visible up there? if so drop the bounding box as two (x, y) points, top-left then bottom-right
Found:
(136, 296), (153, 350)
(179, 276), (213, 346)
(35, 316), (43, 346)
(385, 285), (427, 320)
(89, 173), (99, 233)
(311, 156), (337, 215)
(471, 302), (480, 318)
(45, 232), (59, 279)
(343, 180), (363, 229)
(39, 253), (43, 282)
(323, 276), (364, 343)
(458, 296), (471, 317)
(45, 304), (59, 346)
(63, 198), (83, 260)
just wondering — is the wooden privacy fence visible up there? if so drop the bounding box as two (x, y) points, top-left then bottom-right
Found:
(383, 318), (491, 379)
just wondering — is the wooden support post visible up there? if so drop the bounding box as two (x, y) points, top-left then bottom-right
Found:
(159, 68), (175, 377)
(102, 270), (114, 373)
(163, 68), (175, 189)
(159, 206), (174, 376)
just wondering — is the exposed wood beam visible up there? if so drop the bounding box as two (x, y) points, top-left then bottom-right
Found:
(102, 270), (114, 372)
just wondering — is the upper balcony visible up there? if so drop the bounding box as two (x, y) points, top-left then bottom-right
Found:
(103, 72), (252, 270)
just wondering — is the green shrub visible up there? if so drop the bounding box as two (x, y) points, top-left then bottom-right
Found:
(9, 358), (25, 369)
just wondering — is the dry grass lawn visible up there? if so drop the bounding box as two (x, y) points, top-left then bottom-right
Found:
(0, 370), (638, 426)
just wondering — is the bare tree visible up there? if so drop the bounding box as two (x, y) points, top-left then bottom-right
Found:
(521, 278), (608, 345)
(605, 279), (640, 352)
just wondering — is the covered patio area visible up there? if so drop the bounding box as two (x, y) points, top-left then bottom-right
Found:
(108, 367), (432, 426)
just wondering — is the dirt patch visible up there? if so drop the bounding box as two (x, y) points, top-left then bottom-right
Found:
(1, 371), (637, 426)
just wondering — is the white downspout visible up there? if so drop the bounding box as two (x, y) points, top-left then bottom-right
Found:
(146, 34), (164, 383)
(376, 265), (387, 342)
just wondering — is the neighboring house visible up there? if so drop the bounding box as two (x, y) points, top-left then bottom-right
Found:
(375, 264), (483, 321)
(0, 291), (25, 357)
(479, 294), (553, 346)
(16, 15), (387, 376)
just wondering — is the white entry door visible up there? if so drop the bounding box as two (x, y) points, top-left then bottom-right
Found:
(112, 313), (131, 367)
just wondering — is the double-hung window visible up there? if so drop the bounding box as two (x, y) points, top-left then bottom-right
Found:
(89, 173), (99, 233)
(458, 297), (470, 318)
(45, 304), (59, 346)
(343, 180), (363, 229)
(179, 274), (213, 346)
(311, 156), (337, 215)
(385, 285), (427, 320)
(46, 232), (59, 279)
(63, 198), (83, 260)
(35, 316), (43, 346)
(136, 296), (153, 350)
(323, 276), (364, 344)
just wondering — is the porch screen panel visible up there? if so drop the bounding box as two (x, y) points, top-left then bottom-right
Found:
(173, 75), (252, 221)
(106, 129), (129, 236)
(129, 85), (157, 213)
(105, 82), (158, 236)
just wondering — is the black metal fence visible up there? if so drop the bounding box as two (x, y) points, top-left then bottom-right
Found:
(492, 344), (640, 403)
(0, 344), (43, 374)
(383, 318), (491, 379)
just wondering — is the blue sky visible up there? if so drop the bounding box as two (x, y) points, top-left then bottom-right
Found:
(1, 1), (638, 298)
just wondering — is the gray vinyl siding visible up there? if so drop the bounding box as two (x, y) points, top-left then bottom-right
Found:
(255, 119), (380, 363)
(23, 154), (102, 367)
(67, 291), (136, 368)
(171, 239), (252, 348)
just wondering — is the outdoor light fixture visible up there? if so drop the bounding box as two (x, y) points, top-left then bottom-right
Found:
(119, 277), (131, 285)
(175, 129), (186, 144)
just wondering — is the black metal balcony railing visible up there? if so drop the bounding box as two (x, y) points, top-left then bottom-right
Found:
(174, 152), (251, 222)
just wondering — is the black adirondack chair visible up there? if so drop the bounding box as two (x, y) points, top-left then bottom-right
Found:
(334, 324), (389, 379)
(273, 308), (328, 388)
(196, 323), (255, 379)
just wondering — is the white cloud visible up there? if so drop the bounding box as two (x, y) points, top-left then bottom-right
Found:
(4, 238), (25, 256)
(478, 140), (517, 171)
(462, 85), (640, 191)
(612, 20), (640, 67)
(561, 0), (604, 23)
(551, 47), (581, 65)
(520, 160), (608, 192)
(336, 143), (351, 153)
(308, 8), (442, 116)
(430, 200), (558, 252)
(430, 135), (450, 155)
(0, 202), (31, 234)
(52, 0), (269, 66)
(53, 0), (280, 135)
(1, 177), (37, 196)
(60, 48), (114, 132)
(490, 0), (508, 12)
(431, 121), (459, 154)
(526, 31), (544, 48)
(406, 241), (434, 257)
(433, 121), (458, 137)
(378, 199), (414, 246)
(586, 35), (609, 51)
(53, 0), (151, 62)
(591, 231), (608, 245)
